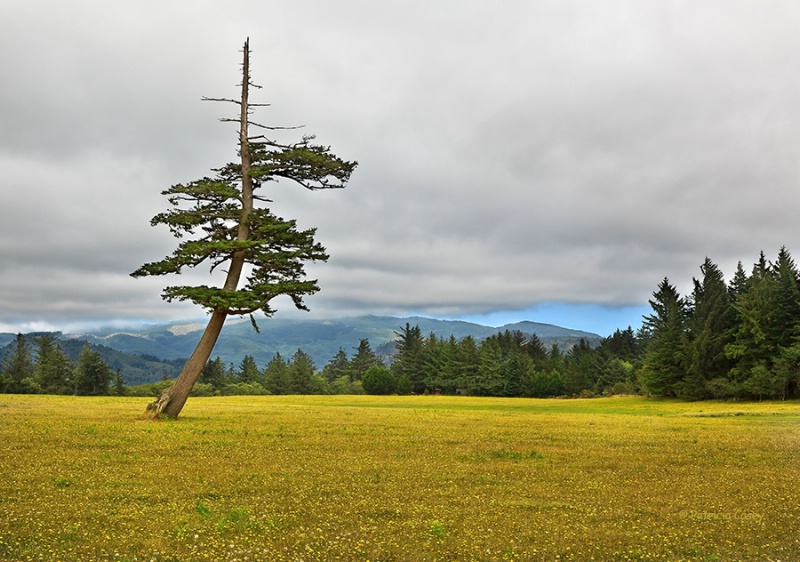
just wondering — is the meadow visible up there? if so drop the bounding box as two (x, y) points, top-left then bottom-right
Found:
(0, 395), (798, 561)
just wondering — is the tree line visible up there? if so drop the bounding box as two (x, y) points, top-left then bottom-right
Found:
(0, 334), (122, 396)
(640, 247), (800, 400)
(165, 325), (640, 399)
(4, 247), (800, 401)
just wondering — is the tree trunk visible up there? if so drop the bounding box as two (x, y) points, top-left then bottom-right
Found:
(144, 40), (255, 420)
(144, 309), (227, 419)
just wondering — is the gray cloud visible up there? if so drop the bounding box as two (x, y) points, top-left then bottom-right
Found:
(2, 0), (800, 333)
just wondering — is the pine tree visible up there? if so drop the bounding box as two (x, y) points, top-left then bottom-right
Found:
(349, 339), (380, 381)
(640, 278), (688, 396)
(421, 333), (454, 392)
(289, 349), (315, 394)
(426, 335), (461, 394)
(391, 323), (426, 393)
(451, 335), (481, 393)
(130, 40), (356, 418)
(112, 370), (126, 396)
(74, 343), (112, 396)
(1, 334), (34, 394)
(500, 352), (533, 397)
(237, 354), (261, 385)
(524, 333), (550, 368)
(744, 247), (800, 399)
(475, 337), (505, 396)
(34, 335), (73, 394)
(728, 261), (748, 298)
(681, 258), (735, 400)
(264, 352), (291, 395)
(561, 339), (594, 395)
(726, 252), (780, 397)
(199, 356), (227, 390)
(770, 246), (800, 349)
(321, 348), (350, 382)
(598, 327), (639, 361)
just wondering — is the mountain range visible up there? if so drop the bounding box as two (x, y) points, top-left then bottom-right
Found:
(0, 315), (602, 385)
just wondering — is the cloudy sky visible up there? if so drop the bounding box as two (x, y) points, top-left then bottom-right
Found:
(2, 1), (800, 337)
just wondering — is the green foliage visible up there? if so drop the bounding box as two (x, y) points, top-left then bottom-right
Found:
(130, 63), (356, 320)
(217, 382), (268, 396)
(391, 323), (426, 393)
(264, 352), (291, 395)
(289, 349), (315, 394)
(1, 333), (34, 393)
(635, 248), (800, 400)
(640, 278), (688, 397)
(361, 365), (396, 395)
(349, 338), (381, 381)
(74, 343), (112, 396)
(199, 356), (227, 390)
(236, 354), (261, 385)
(682, 258), (735, 400)
(33, 335), (73, 394)
(321, 348), (349, 382)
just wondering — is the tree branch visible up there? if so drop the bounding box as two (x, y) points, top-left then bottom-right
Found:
(249, 120), (304, 131)
(202, 96), (241, 104)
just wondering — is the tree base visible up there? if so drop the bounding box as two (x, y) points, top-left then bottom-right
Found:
(143, 387), (176, 419)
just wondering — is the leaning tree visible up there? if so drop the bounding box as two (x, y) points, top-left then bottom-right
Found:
(132, 39), (356, 418)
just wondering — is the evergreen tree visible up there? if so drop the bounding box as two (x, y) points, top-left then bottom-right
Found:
(640, 278), (688, 396)
(34, 335), (74, 394)
(734, 247), (800, 399)
(321, 348), (349, 382)
(726, 253), (780, 396)
(264, 352), (291, 395)
(548, 344), (564, 368)
(773, 343), (800, 399)
(426, 335), (460, 393)
(420, 333), (454, 392)
(112, 370), (126, 396)
(598, 327), (640, 362)
(595, 358), (637, 395)
(524, 333), (550, 368)
(520, 368), (565, 397)
(742, 364), (782, 401)
(681, 258), (735, 400)
(451, 335), (481, 393)
(130, 40), (356, 419)
(1, 334), (34, 394)
(499, 352), (533, 397)
(289, 349), (315, 394)
(74, 343), (112, 396)
(392, 323), (426, 393)
(562, 339), (596, 395)
(474, 337), (505, 396)
(362, 365), (396, 395)
(199, 356), (227, 390)
(237, 354), (261, 385)
(329, 375), (357, 395)
(349, 339), (380, 381)
(770, 246), (800, 349)
(728, 261), (748, 298)
(593, 328), (640, 395)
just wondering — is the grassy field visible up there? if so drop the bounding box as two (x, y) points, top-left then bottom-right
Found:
(0, 395), (798, 561)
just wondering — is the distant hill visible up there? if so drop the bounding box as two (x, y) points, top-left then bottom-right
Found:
(73, 315), (601, 369)
(0, 316), (602, 385)
(0, 333), (184, 386)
